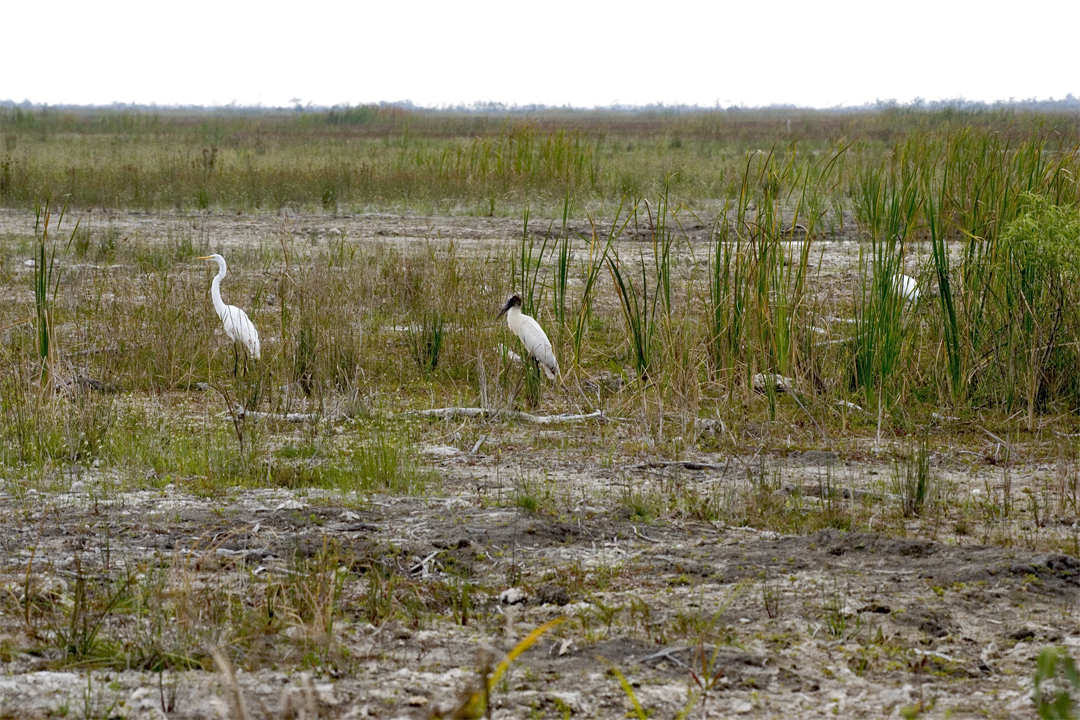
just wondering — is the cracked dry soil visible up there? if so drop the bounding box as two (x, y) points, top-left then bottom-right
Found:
(1, 464), (1078, 719)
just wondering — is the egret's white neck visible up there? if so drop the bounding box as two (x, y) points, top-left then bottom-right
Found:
(210, 258), (229, 319)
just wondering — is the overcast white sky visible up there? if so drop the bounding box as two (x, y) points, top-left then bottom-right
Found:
(6, 0), (1077, 109)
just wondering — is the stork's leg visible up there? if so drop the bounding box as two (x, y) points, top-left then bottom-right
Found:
(530, 358), (544, 406)
(233, 344), (240, 377)
(508, 369), (526, 407)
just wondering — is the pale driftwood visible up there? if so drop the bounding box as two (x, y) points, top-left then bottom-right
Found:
(412, 407), (603, 424)
(694, 418), (726, 434)
(753, 372), (801, 394)
(625, 460), (731, 473)
(56, 374), (118, 394)
(236, 408), (344, 423)
(784, 483), (897, 503)
(0, 316), (34, 332)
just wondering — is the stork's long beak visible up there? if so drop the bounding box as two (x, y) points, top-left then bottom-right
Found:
(196, 256), (213, 260)
(496, 298), (514, 320)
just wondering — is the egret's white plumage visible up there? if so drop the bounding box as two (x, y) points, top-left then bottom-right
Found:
(497, 294), (558, 380)
(895, 274), (920, 305)
(198, 254), (261, 359)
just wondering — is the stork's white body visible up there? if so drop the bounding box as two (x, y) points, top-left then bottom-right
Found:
(895, 274), (920, 305)
(499, 298), (558, 380)
(200, 254), (261, 359)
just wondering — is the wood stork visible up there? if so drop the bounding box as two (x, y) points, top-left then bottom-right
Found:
(895, 274), (920, 305)
(198, 254), (261, 371)
(496, 294), (558, 380)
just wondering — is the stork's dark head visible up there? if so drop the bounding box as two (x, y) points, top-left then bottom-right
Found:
(496, 294), (522, 320)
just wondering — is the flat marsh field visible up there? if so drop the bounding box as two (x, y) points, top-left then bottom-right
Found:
(1, 107), (1079, 719)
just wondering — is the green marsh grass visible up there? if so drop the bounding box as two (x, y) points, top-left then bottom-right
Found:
(2, 113), (1080, 546)
(33, 197), (67, 390)
(1033, 646), (1080, 719)
(851, 158), (922, 408)
(893, 443), (934, 517)
(982, 195), (1080, 425)
(608, 249), (659, 380)
(408, 310), (446, 376)
(550, 189), (573, 328)
(6, 105), (1074, 215)
(706, 144), (836, 418)
(570, 204), (624, 369)
(512, 205), (549, 316)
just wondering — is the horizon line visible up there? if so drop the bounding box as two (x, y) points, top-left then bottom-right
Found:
(3, 95), (1080, 115)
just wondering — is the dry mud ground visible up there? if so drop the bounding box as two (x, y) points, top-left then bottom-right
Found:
(0, 210), (1078, 719)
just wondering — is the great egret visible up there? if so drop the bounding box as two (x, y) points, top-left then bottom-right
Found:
(198, 254), (261, 367)
(496, 294), (558, 380)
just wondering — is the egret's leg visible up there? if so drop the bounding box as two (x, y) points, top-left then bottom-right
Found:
(243, 351), (261, 410)
(232, 344), (240, 377)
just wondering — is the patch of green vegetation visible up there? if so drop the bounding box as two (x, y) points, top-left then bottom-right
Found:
(1033, 646), (1080, 719)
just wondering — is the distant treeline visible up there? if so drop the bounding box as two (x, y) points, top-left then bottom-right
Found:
(1, 95), (1079, 116)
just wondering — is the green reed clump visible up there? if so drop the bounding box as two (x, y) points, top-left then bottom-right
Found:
(32, 197), (73, 390)
(273, 243), (365, 405)
(1032, 646), (1080, 720)
(606, 189), (679, 380)
(978, 194), (1080, 424)
(513, 206), (550, 315)
(891, 127), (1080, 407)
(893, 442), (934, 517)
(409, 311), (446, 376)
(345, 430), (431, 495)
(851, 155), (922, 407)
(570, 204), (625, 368)
(608, 250), (657, 380)
(708, 144), (831, 411)
(551, 221), (572, 328)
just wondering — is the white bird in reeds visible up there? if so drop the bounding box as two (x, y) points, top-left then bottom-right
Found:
(496, 294), (558, 380)
(198, 254), (261, 371)
(895, 273), (920, 305)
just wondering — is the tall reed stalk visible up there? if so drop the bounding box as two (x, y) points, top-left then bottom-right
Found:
(572, 202), (627, 368)
(33, 197), (72, 391)
(513, 206), (550, 317)
(607, 189), (681, 380)
(708, 145), (827, 411)
(550, 189), (572, 328)
(851, 154), (922, 407)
